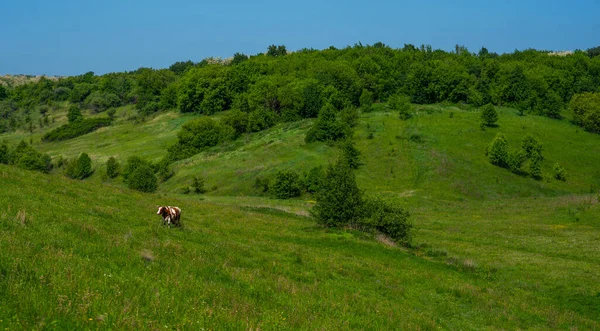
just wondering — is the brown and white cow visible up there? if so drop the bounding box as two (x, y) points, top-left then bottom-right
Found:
(156, 206), (182, 227)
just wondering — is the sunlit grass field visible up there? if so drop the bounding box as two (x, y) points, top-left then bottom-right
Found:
(1, 103), (600, 329)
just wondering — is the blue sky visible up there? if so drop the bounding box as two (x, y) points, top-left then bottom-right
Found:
(1, 0), (598, 76)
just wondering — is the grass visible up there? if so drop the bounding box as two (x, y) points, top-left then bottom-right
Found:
(1, 103), (600, 328)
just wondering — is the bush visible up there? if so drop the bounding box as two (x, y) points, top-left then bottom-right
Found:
(339, 139), (362, 169)
(312, 160), (363, 227)
(339, 106), (360, 128)
(530, 151), (542, 179)
(480, 103), (498, 127)
(521, 134), (543, 159)
(389, 93), (412, 120)
(359, 89), (373, 112)
(84, 91), (120, 112)
(305, 103), (348, 143)
(272, 170), (302, 199)
(487, 133), (508, 167)
(304, 165), (324, 193)
(66, 153), (93, 179)
(42, 117), (112, 142)
(154, 158), (174, 182)
(67, 105), (83, 123)
(127, 165), (158, 193)
(192, 176), (206, 194)
(247, 108), (276, 133)
(553, 163), (566, 181)
(122, 156), (151, 183)
(10, 141), (52, 173)
(507, 149), (526, 174)
(170, 117), (234, 160)
(570, 92), (600, 134)
(361, 196), (412, 244)
(105, 156), (120, 178)
(254, 177), (270, 193)
(222, 109), (249, 137)
(0, 141), (9, 164)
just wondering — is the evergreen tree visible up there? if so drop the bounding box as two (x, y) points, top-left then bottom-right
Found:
(105, 156), (120, 179)
(339, 139), (362, 169)
(488, 132), (508, 167)
(305, 103), (348, 143)
(530, 151), (542, 179)
(480, 103), (498, 127)
(312, 159), (363, 227)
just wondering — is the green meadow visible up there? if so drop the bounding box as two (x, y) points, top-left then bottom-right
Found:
(1, 103), (600, 329)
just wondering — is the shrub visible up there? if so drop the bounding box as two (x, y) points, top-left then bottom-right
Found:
(304, 165), (324, 193)
(170, 117), (234, 160)
(191, 176), (206, 194)
(85, 91), (120, 112)
(312, 160), (363, 227)
(339, 139), (362, 169)
(389, 93), (412, 120)
(570, 92), (600, 134)
(272, 170), (302, 199)
(105, 156), (120, 178)
(127, 165), (158, 193)
(521, 134), (543, 159)
(530, 151), (542, 179)
(10, 141), (52, 173)
(247, 108), (276, 133)
(305, 103), (348, 143)
(154, 158), (174, 182)
(339, 106), (360, 128)
(553, 163), (566, 181)
(359, 89), (373, 112)
(254, 177), (270, 193)
(42, 117), (112, 142)
(66, 153), (93, 179)
(507, 149), (526, 174)
(67, 105), (83, 123)
(0, 141), (9, 164)
(480, 103), (498, 127)
(122, 156), (151, 183)
(487, 133), (508, 167)
(222, 109), (249, 137)
(361, 195), (412, 244)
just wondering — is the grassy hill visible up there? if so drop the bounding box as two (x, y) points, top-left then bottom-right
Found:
(1, 103), (600, 329)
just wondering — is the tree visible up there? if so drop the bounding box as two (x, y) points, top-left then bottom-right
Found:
(230, 53), (249, 65)
(67, 105), (83, 123)
(127, 165), (158, 193)
(272, 170), (302, 199)
(66, 153), (93, 179)
(530, 151), (542, 179)
(480, 103), (498, 127)
(359, 89), (373, 112)
(339, 139), (362, 169)
(553, 163), (566, 181)
(521, 134), (543, 159)
(192, 176), (206, 193)
(389, 93), (412, 120)
(0, 141), (9, 164)
(312, 159), (363, 227)
(304, 165), (324, 193)
(305, 103), (348, 143)
(267, 45), (287, 57)
(105, 156), (120, 179)
(487, 132), (508, 167)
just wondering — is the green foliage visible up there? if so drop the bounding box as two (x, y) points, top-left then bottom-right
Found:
(339, 139), (362, 169)
(105, 156), (120, 179)
(521, 134), (543, 159)
(42, 118), (112, 142)
(304, 165), (324, 193)
(305, 103), (348, 143)
(169, 60), (194, 75)
(66, 153), (93, 180)
(388, 93), (412, 120)
(67, 105), (83, 123)
(253, 177), (270, 193)
(127, 164), (158, 192)
(192, 176), (206, 194)
(122, 156), (150, 183)
(570, 92), (600, 134)
(231, 52), (249, 65)
(361, 195), (412, 244)
(339, 106), (360, 128)
(507, 149), (526, 174)
(154, 158), (174, 182)
(487, 132), (508, 167)
(247, 109), (276, 133)
(178, 66), (230, 114)
(480, 103), (498, 127)
(0, 141), (9, 164)
(530, 151), (542, 179)
(169, 117), (234, 160)
(84, 91), (120, 112)
(222, 109), (249, 137)
(312, 159), (363, 227)
(553, 163), (566, 181)
(10, 141), (52, 173)
(272, 170), (302, 199)
(266, 45), (287, 57)
(359, 89), (374, 112)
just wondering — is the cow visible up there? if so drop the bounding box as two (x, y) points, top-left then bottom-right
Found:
(156, 206), (182, 227)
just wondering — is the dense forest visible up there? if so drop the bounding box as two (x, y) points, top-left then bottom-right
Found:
(1, 43), (600, 134)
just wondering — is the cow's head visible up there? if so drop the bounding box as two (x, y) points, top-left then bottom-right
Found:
(157, 206), (167, 216)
